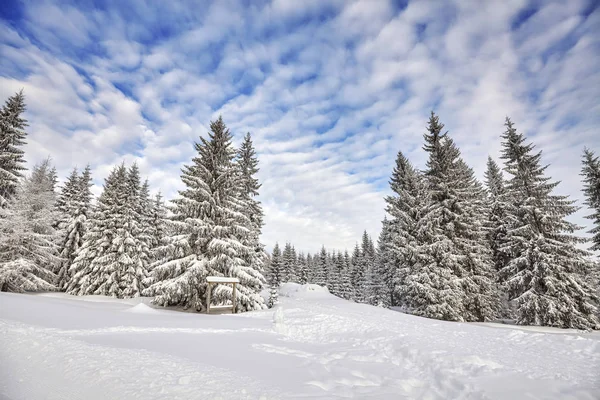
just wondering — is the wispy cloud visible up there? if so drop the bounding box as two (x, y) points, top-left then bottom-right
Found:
(1, 0), (599, 253)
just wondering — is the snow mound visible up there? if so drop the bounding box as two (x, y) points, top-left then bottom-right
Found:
(279, 283), (330, 298)
(124, 303), (159, 314)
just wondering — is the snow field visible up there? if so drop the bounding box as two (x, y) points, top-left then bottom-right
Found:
(1, 283), (598, 399)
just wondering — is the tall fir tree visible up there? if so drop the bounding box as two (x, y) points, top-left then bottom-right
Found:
(148, 192), (168, 263)
(314, 246), (329, 288)
(296, 252), (308, 285)
(282, 242), (297, 283)
(339, 250), (353, 300)
(499, 118), (598, 329)
(0, 90), (28, 207)
(484, 157), (510, 273)
(370, 223), (392, 307)
(55, 166), (93, 290)
(0, 160), (60, 291)
(144, 117), (265, 312)
(66, 163), (149, 298)
(581, 148), (600, 254)
(350, 243), (364, 302)
(268, 243), (284, 307)
(384, 151), (426, 309)
(403, 113), (498, 322)
(236, 132), (267, 279)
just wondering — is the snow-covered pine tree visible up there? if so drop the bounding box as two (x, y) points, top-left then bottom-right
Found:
(350, 243), (364, 302)
(136, 178), (155, 263)
(306, 253), (315, 283)
(0, 90), (28, 208)
(144, 117), (266, 312)
(297, 252), (308, 284)
(66, 163), (148, 298)
(499, 118), (598, 329)
(0, 159), (60, 292)
(367, 223), (392, 308)
(403, 113), (498, 322)
(314, 246), (328, 288)
(581, 148), (600, 254)
(483, 156), (513, 317)
(148, 191), (168, 263)
(282, 242), (296, 283)
(484, 157), (510, 272)
(236, 132), (268, 280)
(339, 250), (353, 300)
(55, 168), (85, 289)
(384, 151), (426, 309)
(268, 243), (284, 307)
(327, 251), (341, 297)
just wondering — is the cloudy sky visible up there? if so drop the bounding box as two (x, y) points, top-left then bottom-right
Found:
(0, 0), (599, 254)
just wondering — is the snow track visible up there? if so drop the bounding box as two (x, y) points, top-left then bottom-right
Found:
(1, 285), (599, 399)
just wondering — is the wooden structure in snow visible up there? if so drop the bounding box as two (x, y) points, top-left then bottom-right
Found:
(206, 276), (240, 314)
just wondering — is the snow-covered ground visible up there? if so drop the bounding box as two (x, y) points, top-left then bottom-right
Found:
(1, 284), (598, 400)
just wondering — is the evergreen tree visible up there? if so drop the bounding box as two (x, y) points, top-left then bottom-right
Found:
(581, 148), (600, 253)
(306, 253), (315, 283)
(484, 157), (510, 272)
(0, 90), (28, 208)
(66, 163), (148, 298)
(350, 243), (364, 302)
(282, 242), (297, 283)
(339, 250), (353, 300)
(402, 113), (498, 322)
(499, 118), (598, 329)
(144, 117), (265, 311)
(236, 132), (267, 280)
(149, 192), (168, 263)
(369, 223), (392, 307)
(328, 251), (342, 297)
(297, 252), (308, 285)
(55, 166), (93, 290)
(0, 160), (60, 292)
(267, 243), (283, 307)
(384, 151), (426, 309)
(314, 246), (329, 288)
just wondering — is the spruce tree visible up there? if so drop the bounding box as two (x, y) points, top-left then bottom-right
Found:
(403, 113), (498, 322)
(339, 250), (353, 300)
(55, 167), (89, 289)
(0, 90), (28, 207)
(581, 148), (600, 253)
(282, 242), (296, 283)
(268, 243), (283, 307)
(384, 151), (426, 309)
(144, 117), (266, 311)
(306, 253), (315, 283)
(370, 223), (392, 307)
(500, 118), (598, 329)
(314, 246), (329, 288)
(0, 160), (60, 292)
(350, 243), (364, 302)
(67, 163), (148, 298)
(236, 132), (268, 280)
(484, 157), (510, 272)
(297, 252), (308, 285)
(148, 192), (168, 263)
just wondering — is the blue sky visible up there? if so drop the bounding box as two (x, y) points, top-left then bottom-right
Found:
(1, 0), (599, 253)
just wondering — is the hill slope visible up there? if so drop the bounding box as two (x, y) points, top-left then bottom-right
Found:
(1, 284), (598, 399)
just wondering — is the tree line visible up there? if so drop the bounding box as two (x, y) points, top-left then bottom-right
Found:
(267, 113), (600, 330)
(0, 91), (267, 312)
(1, 90), (599, 329)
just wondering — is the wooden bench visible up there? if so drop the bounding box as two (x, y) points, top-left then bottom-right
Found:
(206, 277), (240, 314)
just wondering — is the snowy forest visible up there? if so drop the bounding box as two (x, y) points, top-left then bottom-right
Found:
(1, 90), (599, 330)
